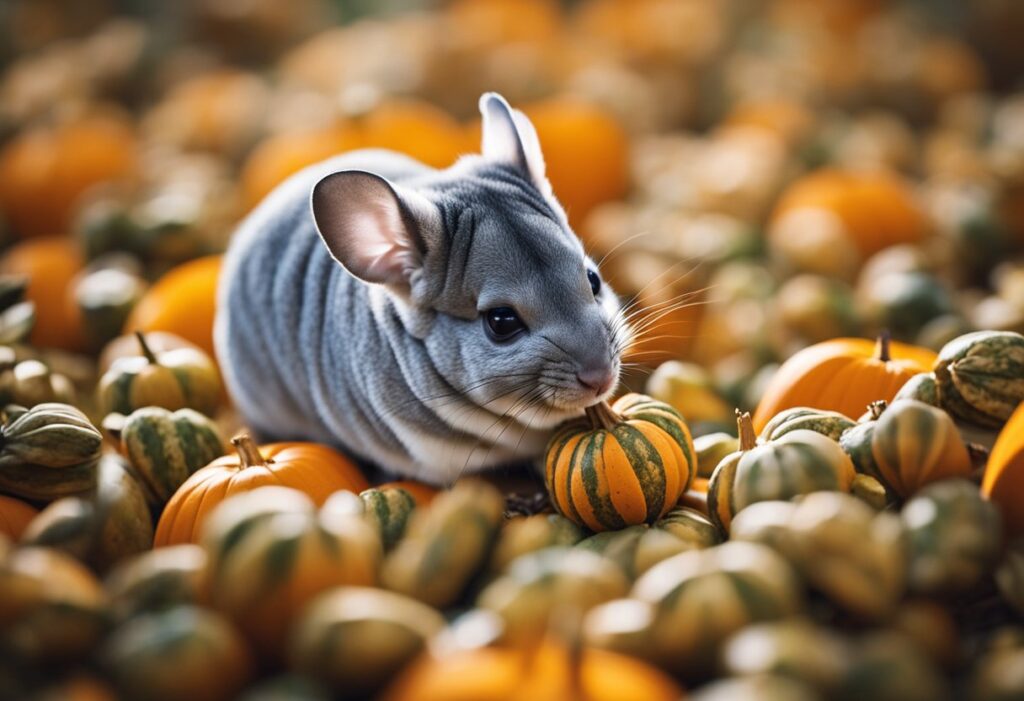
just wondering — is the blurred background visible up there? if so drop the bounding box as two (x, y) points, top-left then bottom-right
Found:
(0, 0), (1023, 432)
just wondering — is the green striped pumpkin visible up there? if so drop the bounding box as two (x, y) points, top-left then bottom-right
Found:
(201, 486), (381, 659)
(115, 406), (225, 507)
(382, 479), (504, 609)
(105, 544), (208, 623)
(96, 331), (221, 417)
(902, 479), (1002, 596)
(933, 330), (1024, 428)
(490, 513), (585, 573)
(693, 432), (738, 479)
(359, 486), (417, 551)
(893, 372), (941, 407)
(758, 406), (856, 442)
(630, 541), (804, 681)
(721, 620), (850, 694)
(545, 393), (696, 532)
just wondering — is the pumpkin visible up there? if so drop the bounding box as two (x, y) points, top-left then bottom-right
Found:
(629, 541), (804, 680)
(840, 399), (972, 498)
(101, 606), (252, 701)
(769, 167), (930, 260)
(693, 432), (738, 478)
(690, 676), (819, 701)
(646, 361), (733, 427)
(774, 274), (859, 343)
(109, 406), (225, 507)
(377, 479), (439, 506)
(841, 632), (950, 701)
(892, 601), (961, 669)
(753, 334), (937, 431)
(154, 434), (368, 546)
(706, 410), (757, 533)
(97, 331), (221, 417)
(721, 620), (851, 694)
(0, 493), (36, 539)
(859, 271), (956, 342)
(383, 479), (504, 609)
(0, 237), (86, 350)
(985, 401), (1024, 536)
(200, 486), (380, 658)
(0, 358), (75, 407)
(970, 637), (1024, 701)
(0, 403), (103, 501)
(99, 331), (200, 375)
(894, 372), (941, 406)
(360, 99), (470, 170)
(545, 393), (696, 532)
(124, 255), (222, 357)
(104, 544), (207, 623)
(731, 493), (906, 619)
(359, 486), (417, 551)
(902, 479), (1002, 596)
(490, 513), (585, 573)
(933, 331), (1024, 428)
(759, 406), (857, 442)
(478, 547), (630, 643)
(379, 637), (683, 701)
(288, 587), (446, 700)
(73, 267), (147, 351)
(0, 275), (36, 345)
(0, 546), (107, 661)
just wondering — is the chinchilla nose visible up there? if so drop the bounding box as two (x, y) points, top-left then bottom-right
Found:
(576, 365), (615, 396)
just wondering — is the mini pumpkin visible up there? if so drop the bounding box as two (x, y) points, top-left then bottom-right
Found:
(358, 486), (418, 551)
(104, 544), (208, 623)
(759, 406), (857, 442)
(490, 513), (585, 573)
(693, 432), (738, 479)
(74, 267), (148, 352)
(97, 331), (221, 416)
(933, 330), (1024, 428)
(545, 393), (696, 532)
(0, 493), (36, 539)
(983, 400), (1024, 536)
(154, 434), (369, 546)
(0, 358), (75, 407)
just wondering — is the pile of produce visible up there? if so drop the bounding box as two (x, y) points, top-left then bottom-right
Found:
(1, 0), (1024, 699)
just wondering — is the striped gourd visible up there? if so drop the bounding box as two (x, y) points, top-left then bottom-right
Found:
(759, 406), (856, 442)
(933, 330), (1024, 428)
(631, 541), (803, 680)
(893, 372), (941, 407)
(706, 411), (758, 534)
(840, 399), (972, 498)
(116, 407), (225, 507)
(693, 432), (738, 478)
(545, 393), (696, 532)
(382, 479), (504, 609)
(478, 547), (629, 643)
(97, 331), (221, 417)
(105, 544), (208, 623)
(657, 506), (722, 547)
(902, 479), (1002, 596)
(201, 486), (381, 659)
(359, 486), (417, 551)
(490, 513), (585, 573)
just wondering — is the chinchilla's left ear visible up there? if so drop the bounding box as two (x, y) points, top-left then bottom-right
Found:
(479, 92), (551, 197)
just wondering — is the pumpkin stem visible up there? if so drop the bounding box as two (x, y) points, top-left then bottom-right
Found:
(231, 434), (270, 468)
(736, 409), (757, 451)
(135, 331), (158, 364)
(875, 330), (892, 363)
(585, 401), (621, 432)
(867, 400), (887, 420)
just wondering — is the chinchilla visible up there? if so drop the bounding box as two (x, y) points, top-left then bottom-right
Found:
(215, 93), (629, 484)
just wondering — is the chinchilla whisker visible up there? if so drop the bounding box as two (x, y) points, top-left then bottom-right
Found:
(458, 385), (549, 477)
(594, 229), (656, 267)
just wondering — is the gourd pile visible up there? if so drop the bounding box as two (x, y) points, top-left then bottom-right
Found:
(1, 0), (1024, 699)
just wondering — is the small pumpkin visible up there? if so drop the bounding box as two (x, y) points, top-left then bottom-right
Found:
(721, 620), (851, 694)
(490, 513), (585, 573)
(545, 393), (696, 532)
(288, 587), (446, 700)
(840, 399), (972, 498)
(646, 361), (733, 427)
(97, 331), (221, 417)
(706, 410), (757, 533)
(693, 432), (738, 479)
(0, 493), (36, 539)
(104, 544), (207, 623)
(382, 479), (504, 609)
(759, 406), (857, 442)
(893, 372), (941, 406)
(690, 676), (819, 701)
(969, 634), (1024, 701)
(933, 330), (1024, 428)
(73, 267), (148, 352)
(0, 357), (75, 407)
(101, 606), (252, 701)
(859, 271), (956, 341)
(985, 401), (1024, 536)
(376, 479), (439, 506)
(842, 632), (950, 701)
(108, 406), (225, 507)
(154, 434), (368, 546)
(200, 486), (380, 658)
(0, 275), (36, 345)
(359, 486), (417, 551)
(0, 403), (103, 501)
(752, 334), (937, 431)
(902, 479), (1002, 596)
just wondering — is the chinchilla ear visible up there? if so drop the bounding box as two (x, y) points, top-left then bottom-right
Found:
(311, 170), (438, 290)
(479, 92), (549, 193)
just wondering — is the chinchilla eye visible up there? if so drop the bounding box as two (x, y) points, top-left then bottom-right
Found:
(587, 269), (601, 297)
(484, 307), (526, 342)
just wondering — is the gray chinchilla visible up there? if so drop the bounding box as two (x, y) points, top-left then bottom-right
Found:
(216, 93), (628, 484)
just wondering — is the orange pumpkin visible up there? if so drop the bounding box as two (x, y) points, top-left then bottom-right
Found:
(770, 168), (930, 259)
(124, 255), (222, 358)
(752, 334), (937, 432)
(0, 495), (37, 540)
(446, 0), (562, 48)
(360, 99), (470, 169)
(377, 480), (440, 506)
(154, 434), (369, 547)
(723, 98), (815, 147)
(983, 401), (1024, 536)
(0, 110), (138, 239)
(0, 237), (86, 350)
(241, 124), (362, 209)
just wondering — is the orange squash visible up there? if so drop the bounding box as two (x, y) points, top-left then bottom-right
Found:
(983, 401), (1024, 536)
(0, 110), (138, 239)
(0, 495), (37, 540)
(753, 334), (937, 432)
(124, 255), (222, 358)
(154, 434), (369, 546)
(360, 99), (470, 170)
(770, 168), (930, 259)
(0, 237), (86, 350)
(446, 0), (562, 48)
